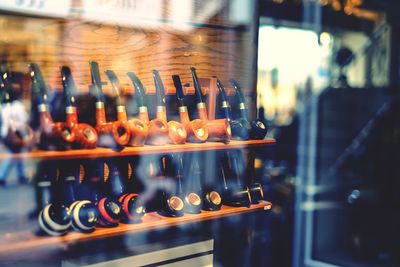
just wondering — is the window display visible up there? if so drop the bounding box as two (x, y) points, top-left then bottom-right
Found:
(0, 1), (274, 266)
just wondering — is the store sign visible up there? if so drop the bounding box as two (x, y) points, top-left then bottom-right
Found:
(0, 0), (71, 18)
(81, 0), (163, 27)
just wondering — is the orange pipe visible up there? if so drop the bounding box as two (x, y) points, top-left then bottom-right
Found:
(179, 106), (208, 143)
(115, 105), (148, 147)
(190, 67), (231, 143)
(143, 106), (169, 146)
(39, 103), (76, 150)
(197, 102), (231, 143)
(95, 101), (131, 147)
(156, 106), (187, 145)
(66, 106), (98, 149)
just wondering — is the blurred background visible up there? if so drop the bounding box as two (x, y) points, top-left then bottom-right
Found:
(257, 1), (400, 267)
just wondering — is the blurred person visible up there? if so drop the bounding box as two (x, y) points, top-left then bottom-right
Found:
(0, 87), (29, 186)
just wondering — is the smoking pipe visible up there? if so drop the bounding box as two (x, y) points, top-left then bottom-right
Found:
(105, 70), (148, 147)
(172, 75), (208, 143)
(92, 160), (122, 227)
(89, 61), (131, 148)
(229, 79), (267, 140)
(0, 65), (35, 151)
(159, 155), (186, 217)
(216, 82), (264, 203)
(142, 155), (185, 217)
(38, 203), (71, 236)
(215, 78), (248, 140)
(186, 152), (222, 211)
(29, 63), (75, 150)
(38, 160), (79, 236)
(152, 70), (187, 144)
(230, 150), (264, 204)
(166, 153), (202, 214)
(69, 160), (99, 232)
(104, 160), (146, 223)
(220, 150), (253, 207)
(69, 200), (98, 233)
(126, 72), (169, 146)
(190, 67), (231, 143)
(61, 66), (98, 149)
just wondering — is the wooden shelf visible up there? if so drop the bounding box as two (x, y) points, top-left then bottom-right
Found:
(0, 201), (272, 254)
(2, 139), (275, 161)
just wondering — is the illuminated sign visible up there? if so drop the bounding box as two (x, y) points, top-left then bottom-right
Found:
(0, 0), (71, 18)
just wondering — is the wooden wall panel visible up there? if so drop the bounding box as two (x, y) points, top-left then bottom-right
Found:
(60, 20), (253, 95)
(0, 1), (257, 119)
(0, 15), (254, 96)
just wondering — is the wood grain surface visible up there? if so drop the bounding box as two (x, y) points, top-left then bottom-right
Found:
(0, 1), (256, 98)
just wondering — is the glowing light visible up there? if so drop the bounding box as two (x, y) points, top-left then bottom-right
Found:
(319, 32), (331, 46)
(332, 0), (342, 11)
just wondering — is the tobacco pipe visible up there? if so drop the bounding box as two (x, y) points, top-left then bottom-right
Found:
(105, 70), (149, 147)
(94, 160), (122, 227)
(152, 70), (187, 144)
(166, 153), (202, 214)
(220, 150), (252, 207)
(38, 160), (80, 236)
(215, 83), (264, 203)
(186, 152), (222, 211)
(0, 65), (35, 151)
(38, 203), (71, 236)
(190, 67), (231, 143)
(29, 63), (75, 150)
(126, 72), (169, 146)
(142, 155), (185, 217)
(229, 79), (267, 140)
(172, 75), (208, 143)
(159, 155), (185, 217)
(89, 61), (131, 148)
(231, 149), (264, 204)
(69, 200), (98, 233)
(61, 66), (98, 149)
(53, 161), (99, 233)
(65, 161), (99, 232)
(75, 160), (116, 228)
(215, 78), (248, 140)
(106, 160), (145, 223)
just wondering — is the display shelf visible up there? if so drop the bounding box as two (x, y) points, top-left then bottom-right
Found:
(0, 201), (272, 254)
(1, 139), (275, 161)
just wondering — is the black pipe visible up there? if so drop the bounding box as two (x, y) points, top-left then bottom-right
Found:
(229, 79), (268, 140)
(169, 153), (202, 214)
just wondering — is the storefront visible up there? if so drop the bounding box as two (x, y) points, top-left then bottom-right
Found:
(0, 1), (399, 266)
